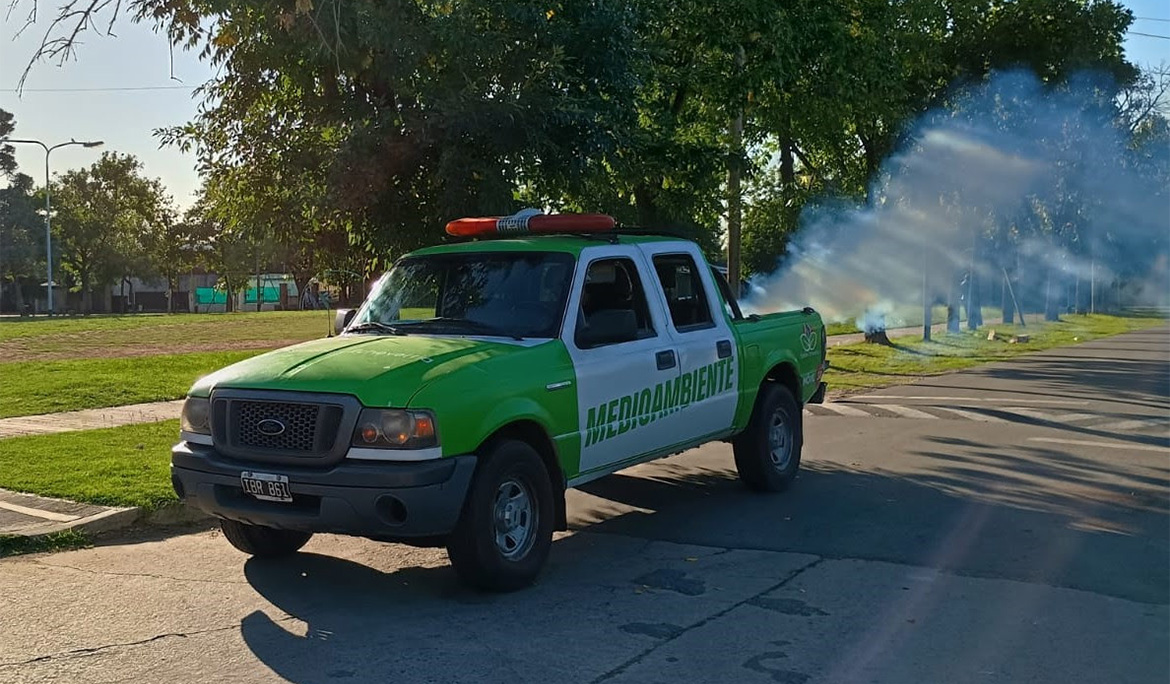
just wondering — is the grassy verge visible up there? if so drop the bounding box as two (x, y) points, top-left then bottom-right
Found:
(0, 530), (92, 558)
(0, 351), (263, 418)
(0, 420), (179, 510)
(822, 305), (1011, 337)
(825, 313), (1165, 393)
(0, 310), (331, 341)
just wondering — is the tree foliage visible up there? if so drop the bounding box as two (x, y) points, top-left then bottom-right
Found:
(9, 0), (1157, 296)
(50, 152), (174, 312)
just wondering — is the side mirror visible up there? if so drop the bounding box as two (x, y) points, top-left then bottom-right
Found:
(333, 309), (356, 336)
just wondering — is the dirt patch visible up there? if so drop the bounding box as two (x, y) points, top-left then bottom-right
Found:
(0, 339), (308, 363)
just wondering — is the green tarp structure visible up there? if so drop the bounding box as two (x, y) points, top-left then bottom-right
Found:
(194, 288), (227, 305)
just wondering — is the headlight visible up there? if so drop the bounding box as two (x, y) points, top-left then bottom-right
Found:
(180, 397), (212, 435)
(352, 409), (437, 449)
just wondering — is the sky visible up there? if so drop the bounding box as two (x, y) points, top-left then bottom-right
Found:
(1, 1), (1168, 212)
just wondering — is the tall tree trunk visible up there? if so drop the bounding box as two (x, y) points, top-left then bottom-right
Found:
(726, 44), (746, 291)
(947, 271), (961, 333)
(779, 137), (795, 185)
(922, 253), (932, 342)
(13, 277), (25, 312)
(1044, 268), (1060, 321)
(1002, 270), (1014, 324)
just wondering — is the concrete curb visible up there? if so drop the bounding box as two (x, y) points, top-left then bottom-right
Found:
(3, 501), (214, 544)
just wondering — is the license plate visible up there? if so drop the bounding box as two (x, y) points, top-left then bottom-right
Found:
(240, 471), (293, 503)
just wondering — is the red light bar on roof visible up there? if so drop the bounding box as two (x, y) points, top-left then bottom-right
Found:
(446, 209), (616, 237)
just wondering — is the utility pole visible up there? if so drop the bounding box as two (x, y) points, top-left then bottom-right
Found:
(0, 138), (103, 314)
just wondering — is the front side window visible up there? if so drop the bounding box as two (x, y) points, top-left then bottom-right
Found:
(575, 258), (656, 348)
(351, 252), (575, 339)
(653, 253), (714, 331)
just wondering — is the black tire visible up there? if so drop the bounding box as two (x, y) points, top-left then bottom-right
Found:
(219, 519), (313, 558)
(446, 439), (554, 592)
(733, 383), (802, 492)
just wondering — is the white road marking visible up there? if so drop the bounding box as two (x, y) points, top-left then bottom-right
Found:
(816, 403), (872, 417)
(928, 406), (1008, 423)
(873, 404), (939, 420)
(1002, 407), (1099, 423)
(0, 500), (80, 522)
(1094, 419), (1169, 433)
(1028, 437), (1170, 453)
(856, 395), (1089, 406)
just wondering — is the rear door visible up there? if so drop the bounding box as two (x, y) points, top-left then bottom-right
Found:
(563, 245), (682, 479)
(639, 242), (739, 444)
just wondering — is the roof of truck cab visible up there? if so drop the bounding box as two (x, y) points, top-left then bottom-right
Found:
(406, 234), (688, 258)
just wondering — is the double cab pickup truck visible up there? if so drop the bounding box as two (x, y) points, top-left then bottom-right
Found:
(172, 211), (827, 591)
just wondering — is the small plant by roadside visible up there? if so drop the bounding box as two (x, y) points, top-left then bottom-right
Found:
(0, 530), (91, 558)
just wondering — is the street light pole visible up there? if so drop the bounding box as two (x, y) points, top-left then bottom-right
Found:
(0, 138), (103, 314)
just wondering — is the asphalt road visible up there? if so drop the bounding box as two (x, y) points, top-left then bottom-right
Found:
(1, 328), (1167, 684)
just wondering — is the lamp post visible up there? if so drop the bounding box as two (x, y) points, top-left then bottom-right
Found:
(0, 138), (103, 314)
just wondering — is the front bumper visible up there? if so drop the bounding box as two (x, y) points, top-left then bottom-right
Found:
(171, 441), (476, 540)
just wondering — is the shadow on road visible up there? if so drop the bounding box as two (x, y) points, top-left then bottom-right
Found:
(236, 447), (1167, 683)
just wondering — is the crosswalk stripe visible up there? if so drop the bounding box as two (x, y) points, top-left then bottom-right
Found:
(928, 406), (1008, 423)
(1002, 407), (1097, 423)
(815, 403), (871, 417)
(857, 395), (1088, 406)
(874, 404), (939, 420)
(1094, 419), (1168, 433)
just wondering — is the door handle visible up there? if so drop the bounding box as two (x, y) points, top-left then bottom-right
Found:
(716, 339), (732, 359)
(656, 350), (676, 370)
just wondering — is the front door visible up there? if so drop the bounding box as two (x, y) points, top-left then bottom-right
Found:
(640, 244), (739, 444)
(564, 246), (682, 478)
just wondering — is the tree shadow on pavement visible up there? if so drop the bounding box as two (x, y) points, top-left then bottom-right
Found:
(235, 440), (1168, 683)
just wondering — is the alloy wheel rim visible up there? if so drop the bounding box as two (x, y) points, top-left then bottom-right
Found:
(493, 477), (537, 560)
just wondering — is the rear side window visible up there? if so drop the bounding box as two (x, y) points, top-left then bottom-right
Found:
(575, 258), (656, 348)
(653, 254), (714, 331)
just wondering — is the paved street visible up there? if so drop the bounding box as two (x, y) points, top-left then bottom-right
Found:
(0, 328), (1166, 684)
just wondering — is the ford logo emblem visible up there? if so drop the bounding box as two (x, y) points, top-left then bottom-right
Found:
(256, 418), (286, 437)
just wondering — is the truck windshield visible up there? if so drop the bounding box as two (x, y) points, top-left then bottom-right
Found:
(350, 251), (576, 339)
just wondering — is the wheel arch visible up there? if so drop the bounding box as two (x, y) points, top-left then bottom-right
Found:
(764, 362), (801, 405)
(479, 420), (567, 532)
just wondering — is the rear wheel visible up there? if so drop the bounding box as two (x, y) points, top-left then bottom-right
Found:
(446, 440), (554, 592)
(219, 519), (313, 558)
(733, 383), (802, 492)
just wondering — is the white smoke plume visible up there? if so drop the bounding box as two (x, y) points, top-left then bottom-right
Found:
(742, 71), (1170, 327)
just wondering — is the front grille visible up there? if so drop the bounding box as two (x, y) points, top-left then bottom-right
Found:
(237, 401), (320, 452)
(211, 389), (357, 465)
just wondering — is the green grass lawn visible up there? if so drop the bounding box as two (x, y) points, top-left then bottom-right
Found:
(0, 420), (180, 510)
(824, 313), (1165, 393)
(0, 310), (333, 358)
(0, 313), (1161, 518)
(0, 351), (264, 418)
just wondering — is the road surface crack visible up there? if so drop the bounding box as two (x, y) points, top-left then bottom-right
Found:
(35, 561), (248, 585)
(590, 556), (825, 683)
(0, 618), (299, 668)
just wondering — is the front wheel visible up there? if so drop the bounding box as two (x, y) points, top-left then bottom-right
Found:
(219, 519), (313, 558)
(446, 440), (554, 592)
(733, 383), (802, 492)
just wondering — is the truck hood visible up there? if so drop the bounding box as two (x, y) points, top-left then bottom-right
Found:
(189, 334), (533, 407)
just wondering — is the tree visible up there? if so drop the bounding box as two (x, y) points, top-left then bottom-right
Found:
(0, 109), (17, 178)
(0, 173), (40, 312)
(50, 152), (173, 313)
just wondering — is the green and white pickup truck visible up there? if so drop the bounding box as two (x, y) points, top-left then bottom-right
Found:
(172, 213), (827, 591)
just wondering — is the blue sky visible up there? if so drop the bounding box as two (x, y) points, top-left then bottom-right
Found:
(2, 2), (1168, 211)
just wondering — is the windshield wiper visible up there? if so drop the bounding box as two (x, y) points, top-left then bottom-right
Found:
(411, 317), (525, 341)
(346, 321), (408, 336)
